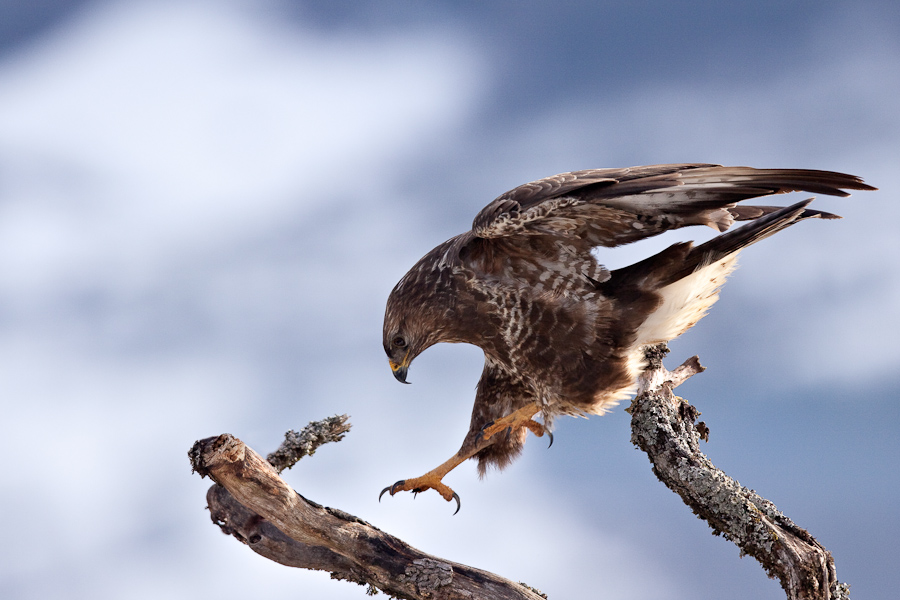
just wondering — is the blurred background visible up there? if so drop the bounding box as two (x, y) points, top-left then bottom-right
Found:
(1, 1), (897, 598)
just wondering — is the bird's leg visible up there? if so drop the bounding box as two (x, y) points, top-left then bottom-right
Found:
(479, 402), (548, 444)
(379, 428), (505, 514)
(380, 402), (549, 513)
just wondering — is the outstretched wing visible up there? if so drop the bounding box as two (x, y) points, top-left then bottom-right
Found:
(471, 164), (875, 248)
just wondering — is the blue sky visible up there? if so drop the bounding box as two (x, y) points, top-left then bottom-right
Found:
(0, 1), (897, 598)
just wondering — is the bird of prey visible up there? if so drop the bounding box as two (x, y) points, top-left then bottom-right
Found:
(379, 163), (874, 513)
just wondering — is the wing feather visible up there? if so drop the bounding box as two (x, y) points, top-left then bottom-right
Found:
(472, 164), (875, 247)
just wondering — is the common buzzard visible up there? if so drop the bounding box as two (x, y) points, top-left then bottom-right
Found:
(379, 163), (874, 512)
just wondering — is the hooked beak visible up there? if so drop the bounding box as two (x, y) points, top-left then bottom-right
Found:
(389, 355), (411, 384)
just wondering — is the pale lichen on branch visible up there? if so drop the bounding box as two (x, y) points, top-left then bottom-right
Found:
(266, 413), (351, 473)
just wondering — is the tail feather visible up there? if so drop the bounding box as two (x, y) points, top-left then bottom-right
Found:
(667, 199), (816, 286)
(604, 200), (827, 346)
(603, 199), (819, 293)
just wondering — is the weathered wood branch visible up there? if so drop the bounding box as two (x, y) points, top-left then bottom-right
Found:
(189, 421), (548, 600)
(190, 347), (847, 599)
(629, 344), (849, 600)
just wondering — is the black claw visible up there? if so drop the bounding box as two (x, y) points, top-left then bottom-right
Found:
(546, 430), (554, 448)
(452, 492), (461, 515)
(476, 420), (495, 444)
(379, 480), (406, 502)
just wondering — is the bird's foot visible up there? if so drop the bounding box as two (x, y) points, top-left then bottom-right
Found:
(379, 474), (461, 514)
(480, 404), (552, 447)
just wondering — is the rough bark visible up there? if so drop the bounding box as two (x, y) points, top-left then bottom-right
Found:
(189, 424), (547, 600)
(629, 344), (849, 600)
(189, 347), (848, 599)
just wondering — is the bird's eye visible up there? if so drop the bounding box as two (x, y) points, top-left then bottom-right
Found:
(392, 336), (407, 348)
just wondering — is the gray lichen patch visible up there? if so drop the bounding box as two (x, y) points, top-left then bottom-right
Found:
(399, 558), (454, 595)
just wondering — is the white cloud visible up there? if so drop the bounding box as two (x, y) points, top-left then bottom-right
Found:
(0, 0), (482, 302)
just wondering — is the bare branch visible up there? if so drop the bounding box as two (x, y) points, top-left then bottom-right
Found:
(190, 371), (848, 599)
(266, 413), (351, 473)
(189, 431), (547, 600)
(629, 343), (849, 600)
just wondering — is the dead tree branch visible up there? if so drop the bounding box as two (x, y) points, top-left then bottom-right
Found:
(189, 348), (848, 599)
(629, 344), (849, 600)
(189, 421), (548, 600)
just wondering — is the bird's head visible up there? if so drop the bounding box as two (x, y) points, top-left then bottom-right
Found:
(383, 261), (461, 384)
(383, 324), (416, 384)
(383, 289), (434, 385)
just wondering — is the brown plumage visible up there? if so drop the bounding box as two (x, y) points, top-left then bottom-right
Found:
(380, 163), (875, 511)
